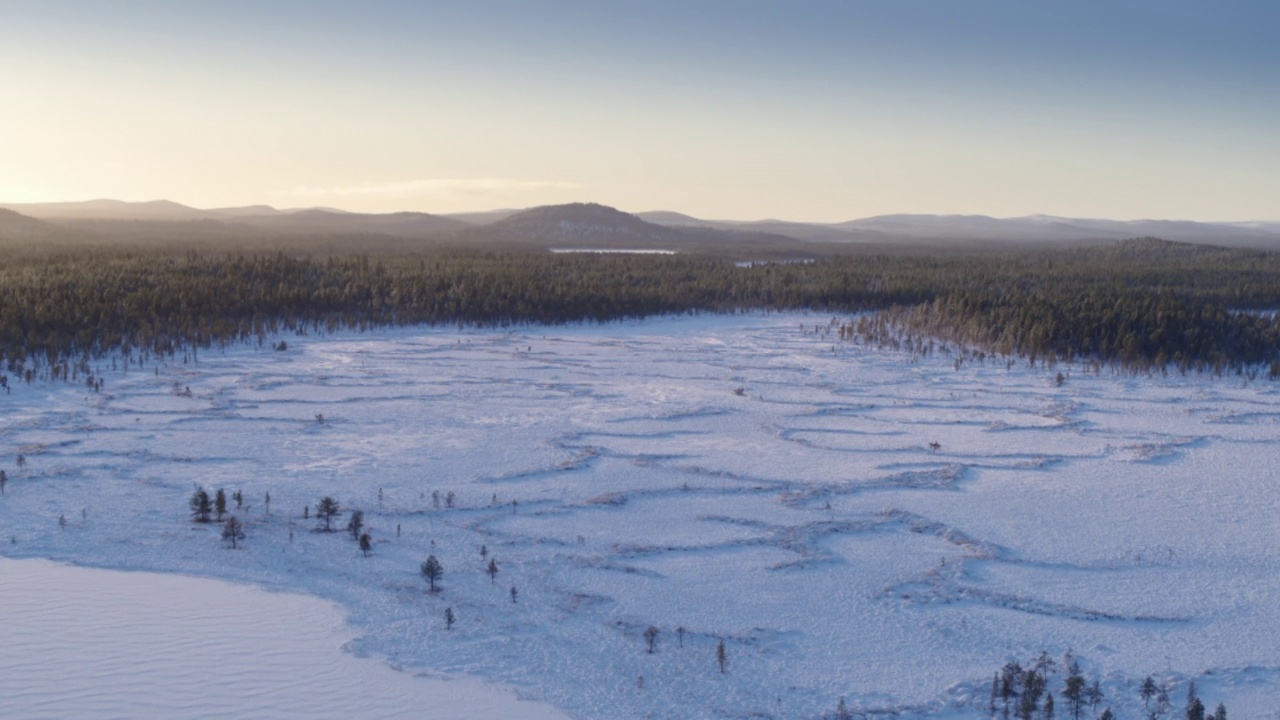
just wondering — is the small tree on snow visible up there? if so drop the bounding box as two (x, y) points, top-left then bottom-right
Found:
(487, 557), (498, 584)
(445, 607), (455, 630)
(643, 626), (659, 653)
(716, 639), (727, 674)
(190, 488), (213, 523)
(1142, 677), (1157, 709)
(359, 532), (372, 556)
(347, 509), (364, 540)
(222, 516), (245, 548)
(214, 488), (227, 521)
(315, 496), (340, 531)
(0, 469), (7, 495)
(421, 555), (443, 592)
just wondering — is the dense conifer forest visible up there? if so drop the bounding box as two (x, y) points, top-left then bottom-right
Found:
(2, 236), (1279, 377)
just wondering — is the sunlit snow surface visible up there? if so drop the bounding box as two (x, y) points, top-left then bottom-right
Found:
(2, 314), (1278, 719)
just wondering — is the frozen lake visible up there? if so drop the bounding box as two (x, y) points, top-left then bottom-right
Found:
(0, 557), (567, 720)
(1, 313), (1277, 718)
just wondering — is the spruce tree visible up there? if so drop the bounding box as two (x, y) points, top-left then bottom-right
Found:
(421, 554), (443, 592)
(222, 516), (245, 548)
(316, 496), (340, 531)
(1142, 677), (1157, 709)
(1062, 662), (1085, 720)
(445, 606), (455, 630)
(716, 639), (727, 674)
(1086, 679), (1104, 714)
(487, 557), (498, 584)
(359, 532), (372, 556)
(190, 487), (212, 523)
(347, 509), (364, 540)
(215, 488), (227, 521)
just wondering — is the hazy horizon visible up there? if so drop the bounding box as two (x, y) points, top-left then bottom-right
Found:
(5, 196), (1280, 226)
(2, 1), (1276, 223)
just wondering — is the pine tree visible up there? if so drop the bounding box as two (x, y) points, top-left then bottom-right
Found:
(222, 516), (245, 548)
(716, 639), (727, 674)
(421, 554), (443, 592)
(1086, 679), (1104, 714)
(1157, 687), (1171, 718)
(1100, 709), (1114, 720)
(837, 696), (852, 720)
(347, 509), (364, 540)
(1142, 677), (1157, 709)
(510, 585), (518, 603)
(487, 557), (498, 584)
(1062, 662), (1085, 720)
(1187, 699), (1205, 720)
(316, 496), (340, 531)
(1213, 703), (1226, 720)
(359, 532), (372, 556)
(190, 487), (213, 522)
(644, 626), (659, 654)
(1020, 668), (1045, 720)
(214, 488), (227, 521)
(0, 469), (7, 495)
(445, 607), (455, 630)
(1043, 690), (1054, 720)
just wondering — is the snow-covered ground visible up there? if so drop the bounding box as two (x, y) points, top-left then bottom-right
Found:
(1, 313), (1278, 719)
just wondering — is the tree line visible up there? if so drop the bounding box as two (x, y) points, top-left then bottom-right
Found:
(3, 238), (1280, 375)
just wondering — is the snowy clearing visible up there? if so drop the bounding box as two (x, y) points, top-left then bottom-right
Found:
(1, 313), (1278, 719)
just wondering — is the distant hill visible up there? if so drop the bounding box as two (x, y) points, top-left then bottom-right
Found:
(0, 208), (50, 236)
(638, 209), (1280, 249)
(227, 209), (469, 237)
(460, 203), (809, 256)
(4, 197), (1279, 252)
(634, 210), (722, 228)
(0, 199), (213, 221)
(440, 209), (522, 225)
(469, 203), (684, 247)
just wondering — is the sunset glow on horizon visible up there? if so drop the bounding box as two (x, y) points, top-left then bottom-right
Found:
(1, 1), (1276, 222)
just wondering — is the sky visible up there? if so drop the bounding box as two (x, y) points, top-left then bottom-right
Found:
(1, 1), (1277, 222)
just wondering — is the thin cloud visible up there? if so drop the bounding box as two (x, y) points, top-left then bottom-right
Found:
(283, 179), (583, 197)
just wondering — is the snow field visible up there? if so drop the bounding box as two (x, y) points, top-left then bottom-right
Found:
(0, 313), (1278, 718)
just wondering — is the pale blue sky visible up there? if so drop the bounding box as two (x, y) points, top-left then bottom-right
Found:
(1, 1), (1276, 220)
